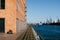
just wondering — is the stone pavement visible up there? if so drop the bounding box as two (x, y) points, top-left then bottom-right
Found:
(16, 26), (36, 40)
(0, 26), (43, 40)
(0, 26), (27, 40)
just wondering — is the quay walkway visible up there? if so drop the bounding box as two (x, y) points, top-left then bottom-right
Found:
(16, 25), (43, 40)
(16, 26), (36, 40)
(0, 26), (43, 40)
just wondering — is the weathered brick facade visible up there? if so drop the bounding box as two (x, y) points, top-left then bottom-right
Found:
(0, 0), (26, 33)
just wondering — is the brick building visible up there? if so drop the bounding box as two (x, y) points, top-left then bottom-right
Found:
(0, 0), (26, 33)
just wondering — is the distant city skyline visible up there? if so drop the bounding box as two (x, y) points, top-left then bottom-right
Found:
(27, 0), (60, 23)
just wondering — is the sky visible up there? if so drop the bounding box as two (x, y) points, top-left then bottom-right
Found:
(26, 0), (60, 23)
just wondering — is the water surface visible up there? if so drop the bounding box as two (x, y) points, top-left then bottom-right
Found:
(33, 25), (60, 40)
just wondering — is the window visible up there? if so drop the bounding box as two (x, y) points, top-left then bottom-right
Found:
(0, 0), (5, 9)
(0, 18), (5, 33)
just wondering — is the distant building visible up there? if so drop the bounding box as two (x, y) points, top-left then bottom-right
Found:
(57, 19), (60, 23)
(49, 18), (52, 23)
(46, 19), (50, 24)
(0, 0), (26, 33)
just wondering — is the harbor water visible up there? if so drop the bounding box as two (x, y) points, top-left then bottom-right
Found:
(33, 25), (60, 40)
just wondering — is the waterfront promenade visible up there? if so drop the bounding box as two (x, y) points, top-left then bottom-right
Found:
(16, 26), (36, 40)
(0, 25), (42, 40)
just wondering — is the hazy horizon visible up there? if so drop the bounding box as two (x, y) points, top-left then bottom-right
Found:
(27, 0), (60, 23)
